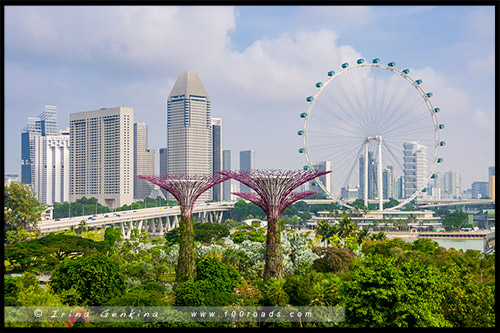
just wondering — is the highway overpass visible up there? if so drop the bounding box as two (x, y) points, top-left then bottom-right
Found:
(39, 202), (234, 239)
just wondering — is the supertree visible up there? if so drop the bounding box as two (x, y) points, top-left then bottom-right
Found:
(218, 169), (331, 280)
(136, 174), (228, 282)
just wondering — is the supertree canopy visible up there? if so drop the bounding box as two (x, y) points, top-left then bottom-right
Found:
(218, 169), (331, 279)
(136, 173), (228, 281)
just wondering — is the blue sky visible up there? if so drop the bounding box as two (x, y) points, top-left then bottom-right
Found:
(4, 5), (496, 191)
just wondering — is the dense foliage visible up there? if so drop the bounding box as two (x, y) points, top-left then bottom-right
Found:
(3, 190), (495, 329)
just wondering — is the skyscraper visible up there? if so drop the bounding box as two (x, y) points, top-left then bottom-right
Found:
(212, 118), (222, 201)
(69, 107), (134, 209)
(382, 165), (396, 199)
(134, 122), (155, 200)
(308, 161), (332, 197)
(403, 141), (427, 198)
(167, 71), (212, 202)
(240, 150), (255, 193)
(21, 105), (58, 185)
(443, 170), (462, 199)
(159, 148), (168, 198)
(33, 130), (70, 205)
(488, 166), (495, 200)
(222, 150), (231, 201)
(359, 151), (377, 199)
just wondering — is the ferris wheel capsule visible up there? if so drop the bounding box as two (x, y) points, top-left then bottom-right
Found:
(341, 63), (349, 69)
(402, 69), (410, 74)
(416, 79), (423, 84)
(327, 71), (335, 76)
(434, 108), (440, 113)
(316, 82), (323, 88)
(297, 130), (305, 135)
(439, 124), (445, 129)
(372, 58), (380, 63)
(306, 96), (314, 102)
(388, 62), (396, 67)
(357, 58), (365, 64)
(300, 112), (308, 118)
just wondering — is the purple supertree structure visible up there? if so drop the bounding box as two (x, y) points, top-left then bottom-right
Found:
(136, 174), (228, 281)
(217, 169), (331, 280)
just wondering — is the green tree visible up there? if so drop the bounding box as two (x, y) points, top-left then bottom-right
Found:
(311, 247), (355, 274)
(438, 264), (495, 327)
(230, 223), (266, 244)
(4, 182), (44, 243)
(341, 255), (450, 327)
(50, 253), (126, 305)
(442, 210), (467, 231)
(174, 256), (242, 306)
(104, 226), (123, 251)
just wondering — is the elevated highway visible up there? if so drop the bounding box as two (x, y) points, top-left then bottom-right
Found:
(39, 202), (234, 238)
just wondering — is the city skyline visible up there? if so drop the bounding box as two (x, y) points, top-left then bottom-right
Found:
(4, 5), (496, 189)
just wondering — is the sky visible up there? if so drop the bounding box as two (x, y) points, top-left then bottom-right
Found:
(3, 5), (496, 192)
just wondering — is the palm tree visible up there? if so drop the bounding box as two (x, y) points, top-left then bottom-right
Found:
(357, 227), (370, 245)
(338, 215), (357, 239)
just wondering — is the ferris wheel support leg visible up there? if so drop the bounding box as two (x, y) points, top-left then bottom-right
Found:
(364, 142), (369, 208)
(378, 137), (383, 211)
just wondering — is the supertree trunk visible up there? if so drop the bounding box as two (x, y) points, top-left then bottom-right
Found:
(177, 211), (196, 281)
(264, 214), (284, 280)
(136, 174), (228, 282)
(218, 169), (331, 280)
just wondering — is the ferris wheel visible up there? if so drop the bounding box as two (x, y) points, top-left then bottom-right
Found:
(298, 58), (444, 211)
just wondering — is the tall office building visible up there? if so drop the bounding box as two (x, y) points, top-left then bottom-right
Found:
(308, 161), (332, 197)
(471, 181), (489, 198)
(212, 118), (222, 201)
(159, 148), (169, 198)
(403, 141), (427, 198)
(240, 150), (255, 193)
(359, 151), (377, 199)
(488, 166), (495, 200)
(69, 107), (134, 209)
(443, 170), (462, 199)
(33, 130), (70, 205)
(382, 165), (396, 199)
(222, 150), (231, 201)
(134, 122), (155, 200)
(167, 71), (212, 202)
(21, 105), (58, 185)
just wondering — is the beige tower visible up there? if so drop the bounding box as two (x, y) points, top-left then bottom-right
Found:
(167, 71), (213, 202)
(69, 107), (134, 209)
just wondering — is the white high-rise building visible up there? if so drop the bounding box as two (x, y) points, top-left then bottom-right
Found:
(443, 170), (462, 199)
(167, 71), (212, 202)
(307, 161), (332, 197)
(69, 107), (134, 209)
(382, 165), (396, 199)
(403, 141), (427, 198)
(33, 130), (70, 205)
(134, 122), (155, 200)
(21, 105), (58, 185)
(212, 118), (222, 202)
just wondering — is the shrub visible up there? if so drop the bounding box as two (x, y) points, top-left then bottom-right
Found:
(50, 253), (126, 305)
(174, 256), (242, 306)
